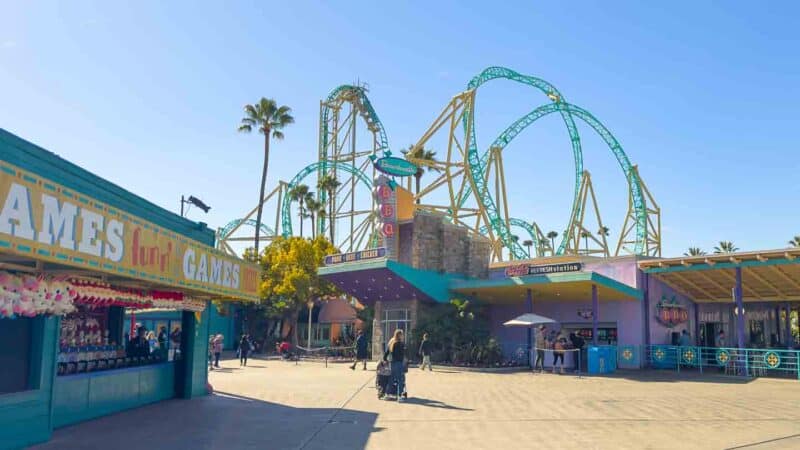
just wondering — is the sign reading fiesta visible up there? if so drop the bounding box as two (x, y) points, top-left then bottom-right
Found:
(0, 162), (259, 301)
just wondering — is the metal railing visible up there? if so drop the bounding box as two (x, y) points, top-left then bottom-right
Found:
(631, 345), (800, 380)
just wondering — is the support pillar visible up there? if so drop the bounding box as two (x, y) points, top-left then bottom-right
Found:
(786, 303), (793, 348)
(734, 267), (745, 349)
(526, 289), (533, 367)
(643, 273), (651, 346)
(592, 284), (599, 346)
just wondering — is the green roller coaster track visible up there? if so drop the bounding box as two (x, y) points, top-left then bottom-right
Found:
(319, 84), (390, 160)
(499, 102), (647, 254)
(459, 67), (583, 259)
(479, 218), (541, 257)
(218, 219), (275, 242)
(462, 66), (645, 257)
(281, 160), (373, 238)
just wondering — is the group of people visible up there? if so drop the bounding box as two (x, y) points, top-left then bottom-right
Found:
(533, 325), (585, 374)
(126, 324), (179, 359)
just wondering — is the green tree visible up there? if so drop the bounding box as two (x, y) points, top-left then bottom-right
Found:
(684, 247), (706, 256)
(402, 144), (439, 204)
(259, 236), (339, 345)
(788, 236), (800, 248)
(546, 231), (558, 254)
(713, 241), (739, 254)
(289, 184), (310, 237)
(317, 174), (342, 243)
(238, 98), (294, 255)
(597, 226), (610, 238)
(522, 239), (534, 258)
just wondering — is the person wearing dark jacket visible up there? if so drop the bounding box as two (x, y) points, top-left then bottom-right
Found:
(383, 329), (407, 401)
(418, 333), (433, 371)
(569, 332), (586, 373)
(350, 330), (369, 370)
(239, 334), (252, 367)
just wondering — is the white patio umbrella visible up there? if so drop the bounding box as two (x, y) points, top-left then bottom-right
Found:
(503, 313), (556, 327)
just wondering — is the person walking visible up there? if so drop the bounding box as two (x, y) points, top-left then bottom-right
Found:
(239, 334), (251, 367)
(383, 329), (407, 401)
(534, 325), (548, 373)
(418, 332), (433, 371)
(213, 334), (224, 368)
(350, 330), (369, 370)
(208, 336), (216, 371)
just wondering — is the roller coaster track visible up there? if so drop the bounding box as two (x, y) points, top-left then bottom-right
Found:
(458, 67), (584, 259)
(280, 160), (373, 237)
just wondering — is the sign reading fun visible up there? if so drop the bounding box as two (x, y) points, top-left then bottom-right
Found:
(0, 162), (260, 301)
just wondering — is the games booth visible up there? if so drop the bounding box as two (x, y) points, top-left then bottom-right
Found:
(0, 130), (260, 448)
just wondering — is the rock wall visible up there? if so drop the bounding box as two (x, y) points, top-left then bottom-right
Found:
(410, 211), (490, 276)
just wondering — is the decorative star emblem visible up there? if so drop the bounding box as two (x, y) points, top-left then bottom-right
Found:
(622, 349), (633, 361)
(765, 352), (780, 369)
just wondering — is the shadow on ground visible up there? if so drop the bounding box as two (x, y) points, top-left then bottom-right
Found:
(32, 391), (378, 450)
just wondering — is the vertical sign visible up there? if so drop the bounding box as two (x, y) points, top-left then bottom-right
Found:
(374, 175), (397, 260)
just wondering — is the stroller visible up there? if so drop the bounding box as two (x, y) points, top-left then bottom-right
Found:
(375, 360), (393, 399)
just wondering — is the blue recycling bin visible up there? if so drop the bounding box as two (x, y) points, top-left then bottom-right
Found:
(588, 345), (617, 374)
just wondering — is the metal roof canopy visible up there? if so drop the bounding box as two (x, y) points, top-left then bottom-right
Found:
(450, 271), (642, 304)
(639, 248), (800, 303)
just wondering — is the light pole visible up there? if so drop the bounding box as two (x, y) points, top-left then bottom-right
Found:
(307, 300), (314, 349)
(180, 195), (211, 217)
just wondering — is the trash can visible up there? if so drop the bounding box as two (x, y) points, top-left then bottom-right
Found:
(588, 346), (617, 374)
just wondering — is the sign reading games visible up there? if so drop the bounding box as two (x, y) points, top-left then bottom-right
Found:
(0, 162), (259, 301)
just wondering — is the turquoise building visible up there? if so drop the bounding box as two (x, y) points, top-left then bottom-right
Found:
(0, 130), (257, 449)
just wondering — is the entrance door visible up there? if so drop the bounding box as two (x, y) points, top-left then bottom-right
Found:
(382, 309), (410, 351)
(702, 323), (717, 347)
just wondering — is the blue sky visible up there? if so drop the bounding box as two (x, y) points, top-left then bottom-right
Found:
(1, 1), (798, 257)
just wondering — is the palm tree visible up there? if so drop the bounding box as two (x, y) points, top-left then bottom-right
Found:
(684, 247), (706, 256)
(580, 231), (591, 253)
(713, 241), (739, 254)
(289, 184), (310, 237)
(597, 226), (610, 238)
(305, 196), (322, 239)
(402, 145), (439, 204)
(317, 174), (341, 243)
(238, 98), (294, 255)
(546, 231), (558, 254)
(522, 239), (534, 258)
(789, 236), (800, 248)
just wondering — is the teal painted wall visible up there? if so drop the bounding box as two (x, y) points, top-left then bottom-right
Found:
(0, 316), (59, 450)
(208, 304), (240, 350)
(52, 364), (176, 428)
(180, 306), (211, 398)
(0, 129), (214, 246)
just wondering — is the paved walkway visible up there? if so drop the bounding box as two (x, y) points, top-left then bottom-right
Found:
(37, 356), (800, 449)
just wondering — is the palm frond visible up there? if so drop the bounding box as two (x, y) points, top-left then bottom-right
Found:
(272, 130), (285, 140)
(237, 124), (253, 133)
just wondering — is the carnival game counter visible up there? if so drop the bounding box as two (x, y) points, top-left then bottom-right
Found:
(52, 362), (177, 428)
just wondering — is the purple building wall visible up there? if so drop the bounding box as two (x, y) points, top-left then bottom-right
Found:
(645, 275), (696, 345)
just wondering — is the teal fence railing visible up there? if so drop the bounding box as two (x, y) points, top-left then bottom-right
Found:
(614, 345), (800, 379)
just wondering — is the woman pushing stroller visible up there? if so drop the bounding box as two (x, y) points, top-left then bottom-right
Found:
(382, 329), (408, 401)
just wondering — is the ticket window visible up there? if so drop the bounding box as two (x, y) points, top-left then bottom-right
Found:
(563, 323), (618, 346)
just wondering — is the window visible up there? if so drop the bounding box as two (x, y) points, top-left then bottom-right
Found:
(0, 317), (33, 394)
(382, 309), (411, 347)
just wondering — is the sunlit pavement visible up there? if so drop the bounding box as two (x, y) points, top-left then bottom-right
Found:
(36, 356), (800, 449)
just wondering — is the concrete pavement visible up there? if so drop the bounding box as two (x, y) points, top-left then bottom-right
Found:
(35, 356), (800, 449)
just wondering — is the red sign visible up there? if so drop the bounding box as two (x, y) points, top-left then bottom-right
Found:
(655, 296), (689, 327)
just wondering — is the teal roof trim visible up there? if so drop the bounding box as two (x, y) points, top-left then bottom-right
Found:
(449, 271), (643, 301)
(386, 260), (462, 303)
(0, 129), (215, 246)
(642, 257), (799, 274)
